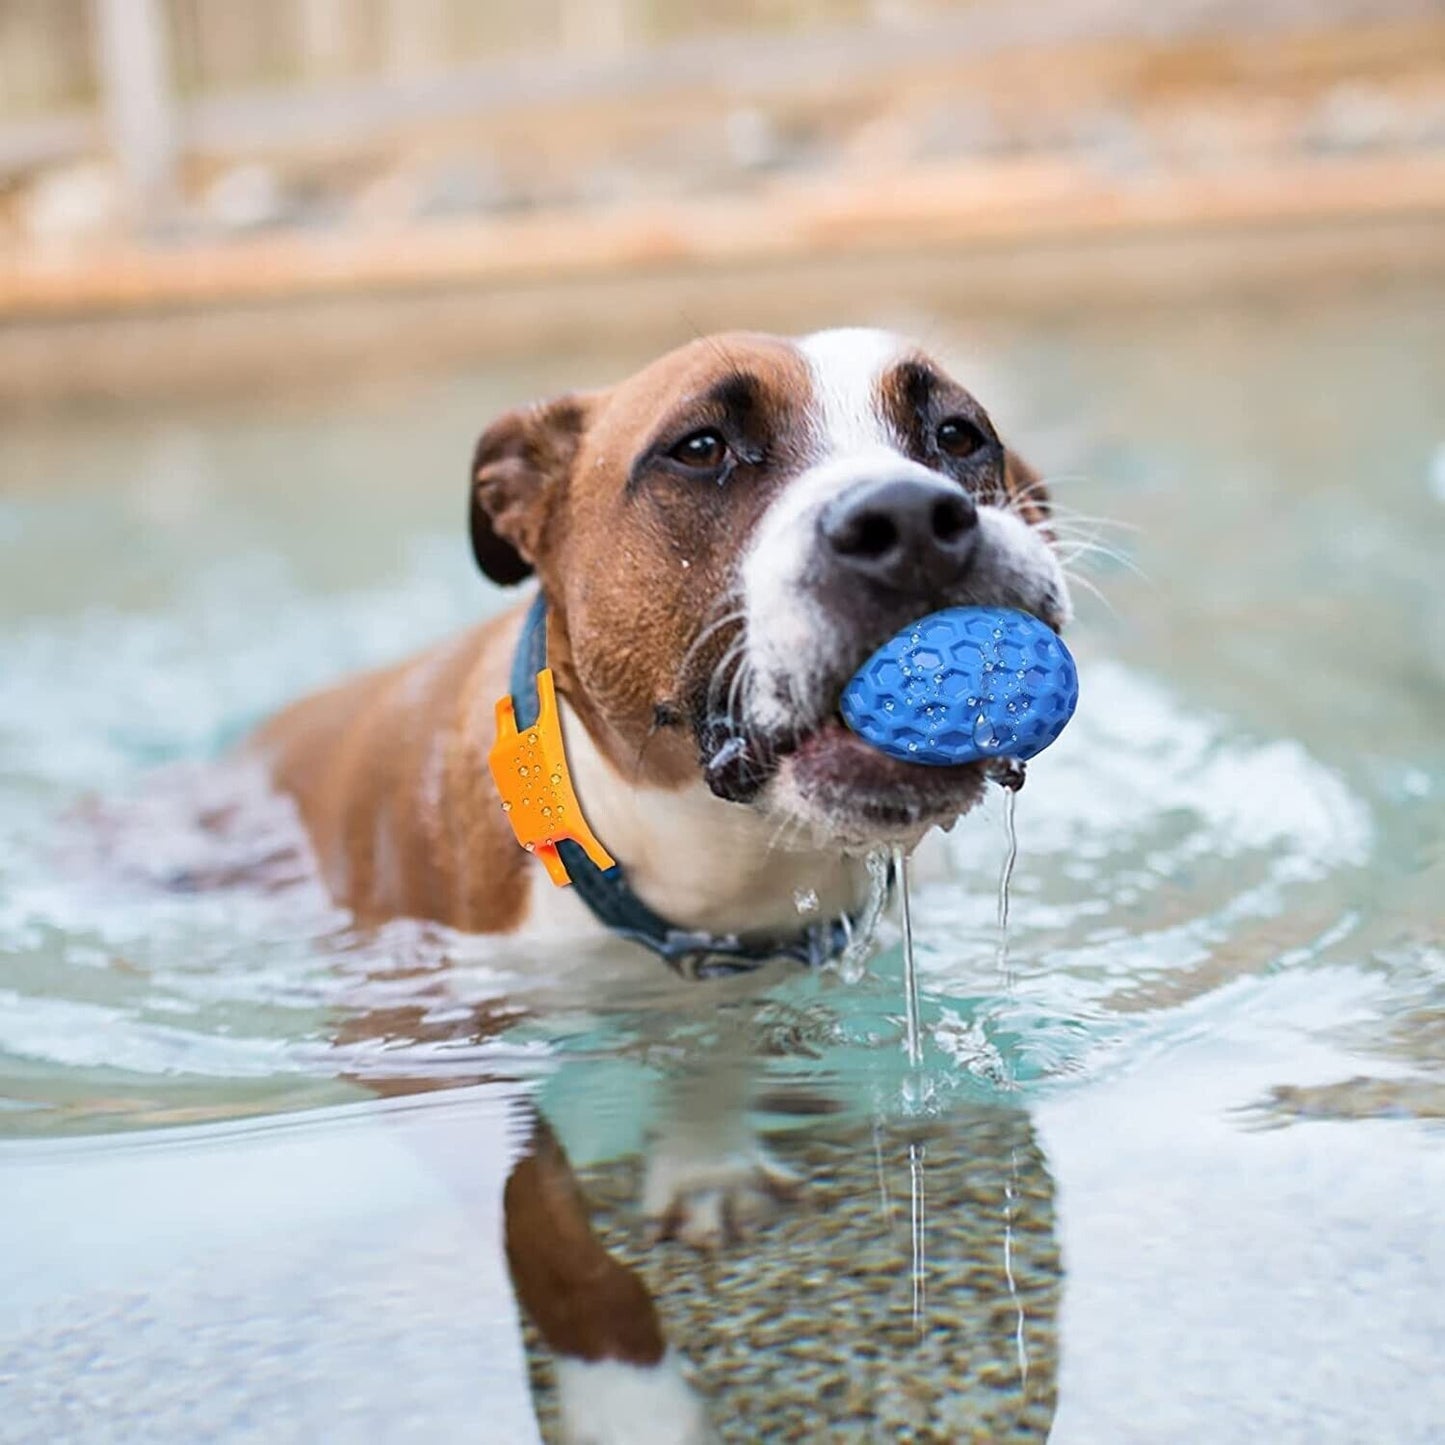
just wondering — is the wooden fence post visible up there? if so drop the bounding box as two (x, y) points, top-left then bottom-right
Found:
(92, 0), (176, 229)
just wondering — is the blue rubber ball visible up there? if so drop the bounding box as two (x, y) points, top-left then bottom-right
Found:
(840, 607), (1078, 766)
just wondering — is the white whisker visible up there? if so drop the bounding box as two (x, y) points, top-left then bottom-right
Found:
(1054, 540), (1149, 581)
(1060, 566), (1116, 615)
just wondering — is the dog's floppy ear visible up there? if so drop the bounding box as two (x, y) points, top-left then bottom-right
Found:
(469, 395), (593, 585)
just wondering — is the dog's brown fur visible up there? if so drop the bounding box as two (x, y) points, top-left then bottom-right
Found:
(254, 615), (524, 930)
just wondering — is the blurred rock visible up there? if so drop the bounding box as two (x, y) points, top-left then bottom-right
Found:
(203, 163), (287, 232)
(413, 157), (512, 220)
(1304, 83), (1405, 153)
(20, 162), (121, 244)
(724, 108), (781, 172)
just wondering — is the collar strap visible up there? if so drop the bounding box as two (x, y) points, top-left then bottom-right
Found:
(490, 656), (616, 889)
(489, 591), (853, 980)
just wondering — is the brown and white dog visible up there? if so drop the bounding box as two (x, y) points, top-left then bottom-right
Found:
(249, 327), (1070, 1442)
(254, 327), (1066, 937)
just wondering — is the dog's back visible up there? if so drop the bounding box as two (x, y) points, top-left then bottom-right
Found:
(251, 611), (525, 931)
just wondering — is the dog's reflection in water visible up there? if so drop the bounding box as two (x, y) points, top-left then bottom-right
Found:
(502, 1076), (1059, 1443)
(332, 959), (1058, 1443)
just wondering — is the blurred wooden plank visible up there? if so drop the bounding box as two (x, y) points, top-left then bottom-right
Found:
(5, 10), (1444, 173)
(0, 110), (99, 173)
(3, 213), (1442, 409)
(2, 153), (1443, 318)
(170, 15), (1445, 161)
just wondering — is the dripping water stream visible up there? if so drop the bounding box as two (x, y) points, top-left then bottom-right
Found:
(891, 844), (928, 1335)
(896, 845), (923, 1072)
(995, 786), (1030, 1394)
(887, 783), (1025, 1349)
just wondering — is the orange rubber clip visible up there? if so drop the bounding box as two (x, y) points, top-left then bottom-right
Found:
(489, 667), (615, 887)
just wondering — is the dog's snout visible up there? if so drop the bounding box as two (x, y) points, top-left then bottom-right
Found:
(819, 476), (978, 592)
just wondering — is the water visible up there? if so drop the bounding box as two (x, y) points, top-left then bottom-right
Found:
(897, 783), (1019, 1344)
(3, 279), (1445, 1441)
(995, 786), (1031, 1394)
(891, 841), (927, 1338)
(894, 845), (924, 1073)
(886, 762), (1025, 1347)
(907, 1134), (927, 1336)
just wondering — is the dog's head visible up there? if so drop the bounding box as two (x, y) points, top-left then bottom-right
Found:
(470, 329), (1070, 851)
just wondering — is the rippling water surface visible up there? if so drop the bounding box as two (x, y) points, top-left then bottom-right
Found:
(2, 284), (1443, 1442)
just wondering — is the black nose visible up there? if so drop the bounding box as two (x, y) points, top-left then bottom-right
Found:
(820, 476), (979, 592)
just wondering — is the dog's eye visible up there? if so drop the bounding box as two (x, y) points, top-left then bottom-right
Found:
(936, 416), (988, 459)
(669, 428), (727, 470)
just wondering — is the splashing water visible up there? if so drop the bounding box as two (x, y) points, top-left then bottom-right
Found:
(836, 847), (892, 982)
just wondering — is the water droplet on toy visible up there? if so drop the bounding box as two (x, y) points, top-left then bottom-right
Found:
(528, 732), (538, 745)
(883, 699), (895, 711)
(541, 806), (551, 816)
(907, 741), (918, 752)
(933, 673), (943, 685)
(523, 841), (534, 851)
(793, 887), (819, 915)
(550, 773), (562, 785)
(500, 801), (512, 812)
(993, 628), (1003, 638)
(517, 765), (528, 777)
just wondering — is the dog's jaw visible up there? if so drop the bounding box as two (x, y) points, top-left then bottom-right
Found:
(762, 730), (990, 854)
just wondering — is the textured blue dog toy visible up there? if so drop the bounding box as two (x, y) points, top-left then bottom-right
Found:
(840, 607), (1078, 766)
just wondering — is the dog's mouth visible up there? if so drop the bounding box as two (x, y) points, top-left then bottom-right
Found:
(691, 593), (1058, 844)
(778, 714), (998, 834)
(698, 704), (1008, 845)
